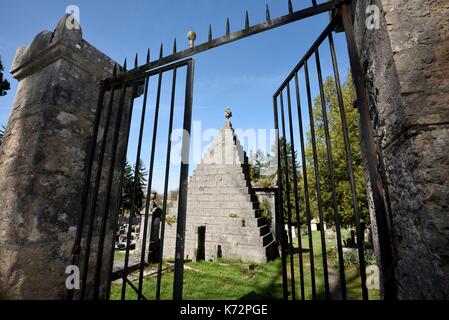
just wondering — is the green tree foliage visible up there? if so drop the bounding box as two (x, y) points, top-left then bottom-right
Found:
(252, 149), (267, 179)
(0, 56), (11, 96)
(120, 159), (148, 217)
(254, 72), (369, 230)
(249, 142), (304, 226)
(304, 73), (369, 228)
(249, 148), (276, 188)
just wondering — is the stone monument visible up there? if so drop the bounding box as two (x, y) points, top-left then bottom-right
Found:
(164, 110), (278, 262)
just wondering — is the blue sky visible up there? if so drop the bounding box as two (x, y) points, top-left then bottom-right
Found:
(0, 0), (350, 192)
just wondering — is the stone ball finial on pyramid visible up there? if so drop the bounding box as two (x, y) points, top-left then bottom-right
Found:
(224, 107), (232, 128)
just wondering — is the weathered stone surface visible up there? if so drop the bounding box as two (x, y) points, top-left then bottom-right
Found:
(0, 15), (129, 299)
(352, 0), (449, 299)
(163, 124), (279, 263)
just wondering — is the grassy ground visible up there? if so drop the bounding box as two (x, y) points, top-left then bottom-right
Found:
(110, 231), (380, 300)
(114, 251), (126, 261)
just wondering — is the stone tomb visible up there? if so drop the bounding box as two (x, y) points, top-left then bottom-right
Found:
(164, 114), (278, 263)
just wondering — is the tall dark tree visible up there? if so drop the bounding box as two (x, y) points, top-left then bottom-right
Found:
(120, 159), (148, 217)
(0, 56), (11, 96)
(0, 125), (5, 146)
(278, 138), (303, 226)
(304, 72), (369, 228)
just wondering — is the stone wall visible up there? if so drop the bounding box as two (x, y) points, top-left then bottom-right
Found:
(0, 15), (131, 299)
(351, 0), (449, 299)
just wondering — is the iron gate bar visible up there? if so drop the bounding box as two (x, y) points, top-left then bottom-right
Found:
(272, 97), (289, 300)
(155, 64), (178, 301)
(315, 44), (348, 299)
(134, 51), (152, 300)
(304, 60), (330, 299)
(327, 31), (357, 300)
(121, 51), (151, 301)
(79, 73), (118, 300)
(286, 83), (306, 300)
(106, 74), (139, 299)
(149, 67), (164, 300)
(274, 18), (337, 97)
(279, 92), (297, 300)
(293, 73), (317, 299)
(110, 1), (337, 85)
(173, 59), (195, 300)
(93, 82), (129, 300)
(133, 63), (163, 300)
(125, 278), (147, 300)
(340, 3), (394, 299)
(68, 85), (105, 300)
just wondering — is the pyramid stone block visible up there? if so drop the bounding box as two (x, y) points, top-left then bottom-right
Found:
(163, 115), (278, 263)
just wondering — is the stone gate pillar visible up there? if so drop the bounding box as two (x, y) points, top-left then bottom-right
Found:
(0, 15), (128, 299)
(351, 1), (449, 299)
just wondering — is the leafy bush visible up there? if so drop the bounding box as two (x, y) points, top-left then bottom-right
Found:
(166, 215), (177, 226)
(330, 247), (377, 268)
(259, 199), (272, 222)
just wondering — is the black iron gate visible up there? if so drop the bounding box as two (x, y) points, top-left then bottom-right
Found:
(273, 5), (393, 300)
(69, 0), (393, 301)
(68, 56), (194, 300)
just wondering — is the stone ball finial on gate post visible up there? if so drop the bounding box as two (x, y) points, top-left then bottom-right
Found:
(187, 31), (197, 48)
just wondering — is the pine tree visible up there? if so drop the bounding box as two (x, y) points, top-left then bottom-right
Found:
(0, 56), (11, 96)
(120, 159), (148, 217)
(0, 125), (5, 146)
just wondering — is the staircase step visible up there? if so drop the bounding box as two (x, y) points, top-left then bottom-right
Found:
(262, 232), (274, 247)
(187, 186), (250, 195)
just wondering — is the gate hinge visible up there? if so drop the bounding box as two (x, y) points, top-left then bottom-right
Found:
(331, 0), (353, 33)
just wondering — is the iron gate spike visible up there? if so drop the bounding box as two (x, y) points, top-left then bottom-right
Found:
(288, 0), (293, 14)
(134, 53), (138, 68)
(266, 4), (271, 22)
(208, 24), (212, 42)
(159, 43), (163, 59)
(123, 58), (127, 71)
(146, 48), (150, 63)
(245, 10), (249, 29)
(173, 38), (177, 53)
(226, 18), (230, 36)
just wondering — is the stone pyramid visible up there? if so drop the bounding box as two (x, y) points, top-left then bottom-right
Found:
(164, 114), (279, 263)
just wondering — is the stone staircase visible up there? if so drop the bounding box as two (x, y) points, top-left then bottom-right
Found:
(163, 124), (279, 263)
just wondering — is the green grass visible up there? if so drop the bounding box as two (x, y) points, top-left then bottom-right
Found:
(110, 232), (380, 300)
(114, 251), (126, 261)
(110, 259), (284, 300)
(292, 231), (380, 300)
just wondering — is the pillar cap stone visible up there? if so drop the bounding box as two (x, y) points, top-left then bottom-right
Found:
(11, 15), (118, 81)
